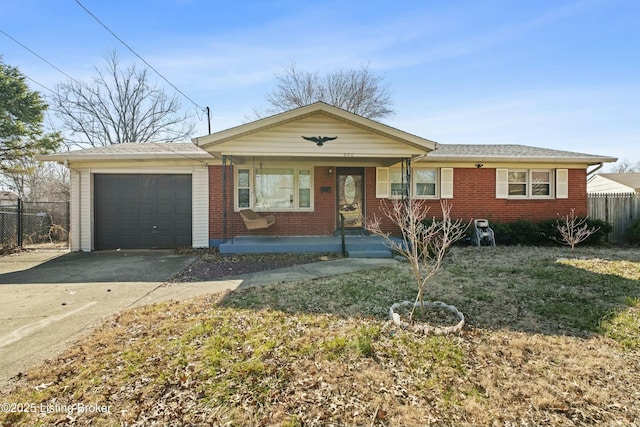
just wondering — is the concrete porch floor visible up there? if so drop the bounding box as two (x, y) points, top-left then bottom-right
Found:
(218, 235), (397, 258)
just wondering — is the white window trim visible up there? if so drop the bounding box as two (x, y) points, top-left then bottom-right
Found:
(529, 169), (553, 199)
(389, 168), (410, 199)
(376, 167), (450, 199)
(497, 168), (557, 199)
(234, 166), (314, 212)
(236, 167), (252, 210)
(412, 167), (440, 199)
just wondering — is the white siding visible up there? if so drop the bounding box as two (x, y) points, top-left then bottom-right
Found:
(192, 167), (209, 248)
(69, 170), (81, 252)
(79, 169), (92, 252)
(587, 175), (635, 194)
(213, 115), (426, 157)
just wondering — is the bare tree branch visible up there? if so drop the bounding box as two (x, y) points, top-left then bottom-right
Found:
(551, 208), (600, 250)
(51, 51), (195, 147)
(263, 63), (395, 120)
(368, 200), (469, 321)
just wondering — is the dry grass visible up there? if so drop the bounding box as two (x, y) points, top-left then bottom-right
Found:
(2, 246), (640, 426)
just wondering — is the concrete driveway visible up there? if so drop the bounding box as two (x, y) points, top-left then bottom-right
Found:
(0, 250), (199, 389)
(0, 249), (398, 390)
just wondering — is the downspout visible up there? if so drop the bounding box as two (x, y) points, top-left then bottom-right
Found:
(587, 163), (604, 177)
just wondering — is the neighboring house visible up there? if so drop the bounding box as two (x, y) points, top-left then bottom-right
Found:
(587, 173), (640, 194)
(39, 102), (617, 252)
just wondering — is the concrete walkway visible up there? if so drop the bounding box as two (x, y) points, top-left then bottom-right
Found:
(0, 250), (398, 390)
(134, 257), (399, 305)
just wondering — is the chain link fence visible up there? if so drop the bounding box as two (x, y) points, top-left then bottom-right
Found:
(0, 200), (69, 249)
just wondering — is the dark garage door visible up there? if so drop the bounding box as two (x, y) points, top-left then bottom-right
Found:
(94, 174), (192, 250)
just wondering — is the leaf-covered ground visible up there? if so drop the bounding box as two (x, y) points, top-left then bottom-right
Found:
(2, 246), (640, 426)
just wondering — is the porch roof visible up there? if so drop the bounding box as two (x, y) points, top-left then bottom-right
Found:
(192, 102), (437, 164)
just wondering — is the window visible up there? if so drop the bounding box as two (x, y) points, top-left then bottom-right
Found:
(256, 168), (294, 208)
(414, 169), (437, 197)
(298, 169), (311, 208)
(508, 170), (528, 196)
(497, 169), (557, 199)
(376, 167), (451, 199)
(237, 169), (251, 208)
(531, 170), (551, 196)
(236, 166), (313, 211)
(390, 169), (408, 197)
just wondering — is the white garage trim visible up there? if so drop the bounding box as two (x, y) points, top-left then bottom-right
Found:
(72, 166), (209, 252)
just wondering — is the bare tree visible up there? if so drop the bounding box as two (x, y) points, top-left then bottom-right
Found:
(264, 63), (395, 119)
(52, 51), (195, 147)
(368, 200), (469, 322)
(551, 209), (600, 250)
(609, 159), (640, 173)
(1, 158), (69, 202)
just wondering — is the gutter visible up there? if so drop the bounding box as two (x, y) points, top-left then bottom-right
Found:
(587, 163), (604, 177)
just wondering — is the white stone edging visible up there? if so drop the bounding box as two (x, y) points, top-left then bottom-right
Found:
(389, 300), (465, 335)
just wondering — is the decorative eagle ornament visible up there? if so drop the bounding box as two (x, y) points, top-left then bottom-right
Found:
(301, 136), (338, 146)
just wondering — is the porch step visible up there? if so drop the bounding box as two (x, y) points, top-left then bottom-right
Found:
(218, 235), (400, 258)
(333, 228), (370, 237)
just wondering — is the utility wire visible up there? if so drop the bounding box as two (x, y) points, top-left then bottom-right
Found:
(74, 0), (206, 111)
(0, 27), (79, 84)
(24, 75), (56, 94)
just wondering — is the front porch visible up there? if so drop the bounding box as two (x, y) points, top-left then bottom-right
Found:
(218, 235), (398, 258)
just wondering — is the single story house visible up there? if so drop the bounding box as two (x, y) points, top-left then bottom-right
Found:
(39, 102), (617, 252)
(587, 173), (640, 194)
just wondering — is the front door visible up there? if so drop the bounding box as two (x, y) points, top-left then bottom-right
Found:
(337, 167), (364, 229)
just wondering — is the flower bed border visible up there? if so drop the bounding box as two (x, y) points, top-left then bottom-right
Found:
(389, 300), (465, 335)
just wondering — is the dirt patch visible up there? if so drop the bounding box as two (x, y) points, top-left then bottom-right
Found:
(172, 248), (340, 281)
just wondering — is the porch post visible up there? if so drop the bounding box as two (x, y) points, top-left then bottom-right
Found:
(402, 157), (412, 202)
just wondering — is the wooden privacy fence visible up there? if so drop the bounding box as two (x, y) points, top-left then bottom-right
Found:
(588, 193), (640, 244)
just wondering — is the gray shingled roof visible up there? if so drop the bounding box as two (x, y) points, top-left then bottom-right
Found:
(38, 142), (616, 165)
(428, 144), (616, 164)
(38, 142), (214, 161)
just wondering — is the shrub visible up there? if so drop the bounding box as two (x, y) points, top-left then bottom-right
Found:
(625, 218), (640, 244)
(488, 218), (611, 247)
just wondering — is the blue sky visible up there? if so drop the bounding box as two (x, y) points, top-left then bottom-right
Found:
(1, 0), (638, 169)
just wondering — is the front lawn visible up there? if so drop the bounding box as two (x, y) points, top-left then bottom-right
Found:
(2, 246), (639, 426)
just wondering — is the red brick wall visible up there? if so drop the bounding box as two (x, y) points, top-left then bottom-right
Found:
(209, 165), (588, 240)
(208, 165), (338, 239)
(364, 167), (587, 233)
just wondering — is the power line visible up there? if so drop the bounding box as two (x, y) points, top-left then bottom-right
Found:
(74, 0), (206, 112)
(0, 27), (79, 84)
(24, 75), (56, 94)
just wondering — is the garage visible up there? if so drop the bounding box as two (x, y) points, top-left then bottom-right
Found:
(94, 174), (192, 250)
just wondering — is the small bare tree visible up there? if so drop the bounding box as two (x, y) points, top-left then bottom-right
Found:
(552, 209), (600, 250)
(264, 63), (395, 119)
(368, 200), (469, 321)
(52, 51), (195, 148)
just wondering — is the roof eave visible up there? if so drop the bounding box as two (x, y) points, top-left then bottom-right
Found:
(36, 152), (216, 162)
(424, 155), (618, 165)
(193, 102), (437, 152)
